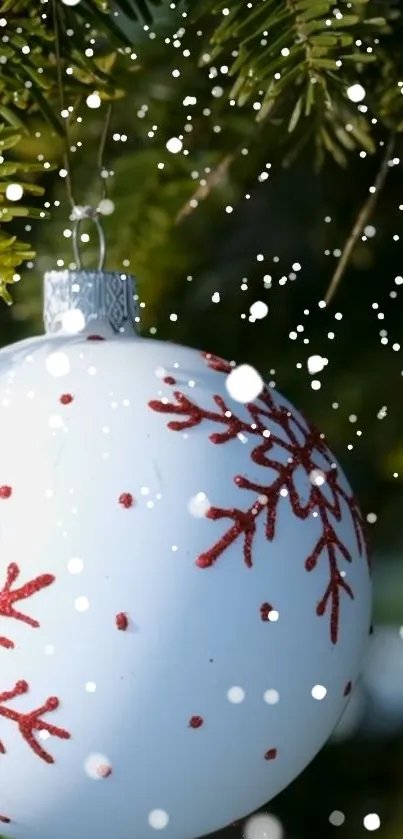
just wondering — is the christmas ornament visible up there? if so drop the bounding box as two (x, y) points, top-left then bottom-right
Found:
(0, 220), (371, 839)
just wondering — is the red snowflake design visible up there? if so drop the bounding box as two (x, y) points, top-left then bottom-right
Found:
(148, 352), (368, 645)
(0, 562), (55, 650)
(0, 680), (71, 763)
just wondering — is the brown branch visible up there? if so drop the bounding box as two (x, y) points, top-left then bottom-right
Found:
(175, 149), (239, 224)
(324, 133), (395, 306)
(97, 103), (113, 203)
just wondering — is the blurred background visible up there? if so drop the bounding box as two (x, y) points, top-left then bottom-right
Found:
(3, 2), (403, 838)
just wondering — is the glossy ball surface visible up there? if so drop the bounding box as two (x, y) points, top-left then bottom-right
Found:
(0, 333), (371, 839)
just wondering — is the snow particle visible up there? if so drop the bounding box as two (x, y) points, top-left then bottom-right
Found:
(227, 686), (245, 704)
(249, 301), (268, 320)
(84, 753), (111, 779)
(46, 352), (70, 377)
(67, 557), (84, 574)
(363, 814), (381, 832)
(310, 469), (326, 487)
(48, 414), (64, 429)
(148, 810), (170, 830)
(5, 183), (23, 201)
(188, 492), (210, 517)
(75, 596), (90, 612)
(61, 309), (85, 334)
(329, 811), (345, 827)
(312, 684), (327, 700)
(307, 355), (326, 374)
(263, 689), (280, 705)
(86, 92), (101, 109)
(166, 137), (183, 153)
(225, 364), (263, 403)
(244, 813), (283, 839)
(347, 83), (366, 102)
(98, 198), (115, 216)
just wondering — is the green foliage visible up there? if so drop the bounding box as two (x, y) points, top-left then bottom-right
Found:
(0, 0), (403, 304)
(0, 0), (155, 301)
(0, 125), (52, 301)
(190, 0), (392, 166)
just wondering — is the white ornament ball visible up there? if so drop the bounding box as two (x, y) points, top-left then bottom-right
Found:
(0, 275), (371, 839)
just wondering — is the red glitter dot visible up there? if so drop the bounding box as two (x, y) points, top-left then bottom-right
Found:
(59, 393), (74, 405)
(116, 612), (128, 631)
(87, 335), (105, 341)
(264, 748), (278, 761)
(260, 602), (273, 622)
(344, 681), (352, 696)
(189, 716), (204, 729)
(0, 486), (12, 499)
(119, 493), (134, 509)
(96, 764), (112, 778)
(164, 376), (176, 385)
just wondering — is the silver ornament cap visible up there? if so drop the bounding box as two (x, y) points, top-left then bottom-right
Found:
(43, 210), (139, 336)
(43, 269), (139, 336)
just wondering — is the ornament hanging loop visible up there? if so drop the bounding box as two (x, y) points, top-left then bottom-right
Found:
(71, 205), (106, 272)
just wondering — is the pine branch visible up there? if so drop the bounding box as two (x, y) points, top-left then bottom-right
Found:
(0, 0), (146, 301)
(191, 0), (389, 166)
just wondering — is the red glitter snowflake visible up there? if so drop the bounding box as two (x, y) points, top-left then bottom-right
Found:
(0, 562), (55, 650)
(0, 680), (71, 763)
(148, 352), (368, 645)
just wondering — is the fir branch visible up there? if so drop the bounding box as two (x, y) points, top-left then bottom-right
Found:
(192, 0), (388, 166)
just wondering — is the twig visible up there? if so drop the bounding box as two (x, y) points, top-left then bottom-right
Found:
(324, 133), (395, 306)
(175, 149), (239, 224)
(97, 103), (113, 203)
(52, 0), (76, 211)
